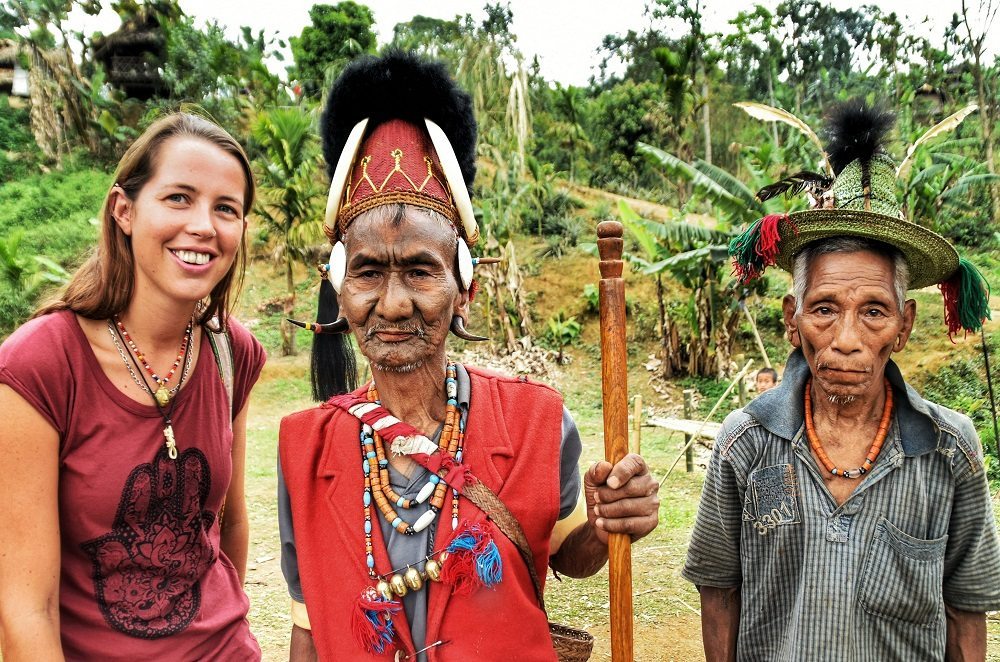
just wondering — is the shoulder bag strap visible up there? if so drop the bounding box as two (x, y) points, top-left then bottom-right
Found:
(205, 321), (235, 426)
(461, 481), (547, 612)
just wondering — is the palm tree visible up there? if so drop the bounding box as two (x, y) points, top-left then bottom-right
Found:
(252, 106), (324, 356)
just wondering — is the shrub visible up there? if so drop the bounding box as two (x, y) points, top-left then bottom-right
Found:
(542, 312), (582, 363)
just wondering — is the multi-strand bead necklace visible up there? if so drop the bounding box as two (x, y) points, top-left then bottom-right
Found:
(108, 315), (195, 459)
(362, 363), (463, 600)
(804, 377), (893, 479)
(113, 314), (194, 407)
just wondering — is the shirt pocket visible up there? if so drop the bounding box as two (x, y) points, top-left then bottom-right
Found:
(858, 518), (947, 626)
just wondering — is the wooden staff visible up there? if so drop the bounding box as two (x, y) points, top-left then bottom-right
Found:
(596, 220), (633, 662)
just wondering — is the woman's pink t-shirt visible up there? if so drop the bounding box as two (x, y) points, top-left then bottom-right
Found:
(0, 310), (265, 660)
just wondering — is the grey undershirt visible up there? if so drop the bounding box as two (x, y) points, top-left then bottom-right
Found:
(278, 364), (583, 660)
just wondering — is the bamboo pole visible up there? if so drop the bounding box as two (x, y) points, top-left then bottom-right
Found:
(683, 389), (695, 473)
(740, 301), (771, 369)
(631, 395), (642, 455)
(596, 220), (633, 662)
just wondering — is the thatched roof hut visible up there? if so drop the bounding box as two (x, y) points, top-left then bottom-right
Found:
(91, 15), (167, 100)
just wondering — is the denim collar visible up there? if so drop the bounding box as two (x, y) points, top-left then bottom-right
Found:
(743, 349), (939, 456)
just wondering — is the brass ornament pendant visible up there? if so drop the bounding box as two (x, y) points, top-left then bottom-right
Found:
(154, 387), (172, 408)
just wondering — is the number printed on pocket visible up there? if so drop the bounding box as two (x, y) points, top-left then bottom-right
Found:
(744, 464), (801, 535)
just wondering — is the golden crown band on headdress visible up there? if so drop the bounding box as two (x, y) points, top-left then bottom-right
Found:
(323, 117), (479, 248)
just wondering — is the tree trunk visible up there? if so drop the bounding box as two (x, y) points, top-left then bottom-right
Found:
(283, 245), (296, 356)
(767, 70), (780, 149)
(656, 274), (673, 378)
(962, 0), (1000, 221)
(973, 57), (999, 221)
(701, 73), (712, 165)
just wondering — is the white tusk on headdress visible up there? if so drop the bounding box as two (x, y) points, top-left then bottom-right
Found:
(329, 241), (346, 293)
(324, 118), (369, 238)
(424, 118), (479, 246)
(457, 239), (473, 290)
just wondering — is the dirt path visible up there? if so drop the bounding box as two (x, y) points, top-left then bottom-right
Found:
(564, 182), (718, 229)
(584, 612), (703, 661)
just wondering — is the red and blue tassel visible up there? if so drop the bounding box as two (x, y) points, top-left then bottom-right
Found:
(440, 521), (503, 596)
(940, 257), (992, 340)
(729, 214), (794, 284)
(351, 587), (400, 655)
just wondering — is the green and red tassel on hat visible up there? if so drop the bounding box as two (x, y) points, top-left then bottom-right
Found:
(940, 257), (992, 340)
(729, 214), (796, 284)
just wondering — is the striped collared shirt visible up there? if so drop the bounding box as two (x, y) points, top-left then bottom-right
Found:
(683, 349), (1000, 661)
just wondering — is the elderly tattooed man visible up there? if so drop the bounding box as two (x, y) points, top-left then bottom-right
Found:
(276, 52), (660, 661)
(684, 102), (1000, 661)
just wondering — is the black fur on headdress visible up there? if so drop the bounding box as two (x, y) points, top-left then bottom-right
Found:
(320, 49), (477, 192)
(824, 100), (895, 176)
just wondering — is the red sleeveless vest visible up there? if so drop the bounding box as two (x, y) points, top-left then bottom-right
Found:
(279, 366), (564, 661)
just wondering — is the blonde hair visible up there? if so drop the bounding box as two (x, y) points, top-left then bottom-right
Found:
(34, 113), (255, 328)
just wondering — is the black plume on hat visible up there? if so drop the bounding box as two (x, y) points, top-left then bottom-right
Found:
(320, 49), (477, 191)
(824, 100), (895, 175)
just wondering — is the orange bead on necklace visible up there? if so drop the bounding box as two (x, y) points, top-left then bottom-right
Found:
(804, 377), (893, 479)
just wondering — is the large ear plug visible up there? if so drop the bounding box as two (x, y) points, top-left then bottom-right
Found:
(329, 242), (346, 293)
(450, 316), (487, 342)
(457, 240), (473, 290)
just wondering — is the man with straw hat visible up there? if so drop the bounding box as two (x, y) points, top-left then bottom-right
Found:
(276, 51), (659, 660)
(683, 100), (1000, 660)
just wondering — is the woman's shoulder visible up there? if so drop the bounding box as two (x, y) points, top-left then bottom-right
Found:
(0, 310), (78, 365)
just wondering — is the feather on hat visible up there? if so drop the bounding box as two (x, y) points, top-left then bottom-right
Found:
(730, 98), (990, 337)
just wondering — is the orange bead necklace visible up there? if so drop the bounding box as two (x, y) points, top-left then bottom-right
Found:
(804, 378), (893, 479)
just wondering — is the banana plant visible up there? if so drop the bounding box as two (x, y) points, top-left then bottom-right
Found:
(611, 199), (746, 378)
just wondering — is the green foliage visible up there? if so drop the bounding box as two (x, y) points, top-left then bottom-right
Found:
(290, 2), (376, 97)
(391, 14), (467, 58)
(0, 166), (105, 333)
(918, 344), (1000, 482)
(0, 95), (35, 182)
(638, 142), (761, 227)
(588, 80), (663, 188)
(0, 167), (107, 265)
(581, 283), (599, 315)
(542, 311), (582, 363)
(252, 105), (324, 356)
(536, 215), (585, 259)
(900, 139), (1000, 245)
(0, 95), (33, 152)
(0, 230), (69, 292)
(0, 228), (72, 335)
(162, 18), (241, 102)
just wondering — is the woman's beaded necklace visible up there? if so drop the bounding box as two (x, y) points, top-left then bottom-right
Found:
(804, 377), (893, 479)
(108, 318), (194, 460)
(362, 363), (463, 597)
(108, 321), (194, 400)
(114, 314), (193, 407)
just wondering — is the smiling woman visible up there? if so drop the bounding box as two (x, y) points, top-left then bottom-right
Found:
(0, 114), (266, 660)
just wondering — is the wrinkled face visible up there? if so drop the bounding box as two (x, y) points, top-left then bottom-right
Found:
(783, 250), (916, 403)
(112, 136), (247, 308)
(755, 373), (776, 393)
(340, 207), (468, 372)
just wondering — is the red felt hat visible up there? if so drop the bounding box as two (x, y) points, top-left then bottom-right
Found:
(338, 119), (458, 233)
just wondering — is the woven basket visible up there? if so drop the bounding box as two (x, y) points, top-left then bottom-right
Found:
(550, 622), (594, 662)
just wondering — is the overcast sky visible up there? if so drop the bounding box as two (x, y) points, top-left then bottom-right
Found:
(66, 0), (992, 86)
